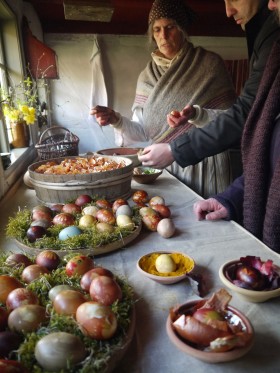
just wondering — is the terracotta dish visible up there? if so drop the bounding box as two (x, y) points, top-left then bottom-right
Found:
(166, 299), (254, 363)
(133, 167), (162, 184)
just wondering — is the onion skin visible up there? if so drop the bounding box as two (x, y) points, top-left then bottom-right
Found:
(173, 314), (231, 346)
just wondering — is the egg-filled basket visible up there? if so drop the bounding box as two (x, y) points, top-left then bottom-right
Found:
(28, 155), (134, 204)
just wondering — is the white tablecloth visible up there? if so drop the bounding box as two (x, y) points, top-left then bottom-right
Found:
(0, 170), (279, 373)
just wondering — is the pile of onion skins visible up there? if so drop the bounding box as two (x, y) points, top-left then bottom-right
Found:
(171, 289), (252, 352)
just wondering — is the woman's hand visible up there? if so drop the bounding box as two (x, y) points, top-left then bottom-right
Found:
(90, 105), (119, 126)
(167, 105), (196, 128)
(193, 198), (229, 221)
(138, 144), (174, 168)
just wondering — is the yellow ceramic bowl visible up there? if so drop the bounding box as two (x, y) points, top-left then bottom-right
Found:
(136, 250), (195, 285)
(219, 259), (280, 303)
(166, 299), (254, 363)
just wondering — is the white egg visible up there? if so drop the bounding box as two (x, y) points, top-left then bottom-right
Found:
(116, 215), (135, 230)
(116, 205), (133, 217)
(157, 218), (175, 238)
(155, 254), (176, 273)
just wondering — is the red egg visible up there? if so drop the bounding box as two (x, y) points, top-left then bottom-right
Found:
(141, 212), (161, 231)
(0, 359), (28, 372)
(152, 204), (171, 218)
(112, 198), (128, 213)
(5, 253), (32, 268)
(0, 331), (23, 358)
(6, 287), (39, 311)
(0, 307), (8, 331)
(0, 275), (23, 303)
(76, 301), (117, 340)
(65, 255), (95, 277)
(49, 204), (64, 214)
(95, 199), (112, 210)
(21, 264), (50, 283)
(75, 194), (92, 207)
(36, 250), (60, 271)
(80, 267), (113, 292)
(62, 203), (82, 214)
(53, 290), (86, 317)
(132, 190), (149, 205)
(8, 304), (48, 333)
(89, 275), (122, 306)
(96, 209), (116, 225)
(26, 226), (47, 243)
(53, 212), (75, 226)
(32, 209), (53, 223)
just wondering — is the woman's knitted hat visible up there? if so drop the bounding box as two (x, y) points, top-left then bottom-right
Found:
(148, 0), (197, 31)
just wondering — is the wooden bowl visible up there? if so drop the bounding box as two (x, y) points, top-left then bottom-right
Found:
(219, 259), (280, 303)
(133, 167), (162, 184)
(166, 299), (254, 363)
(136, 250), (195, 285)
(96, 147), (142, 167)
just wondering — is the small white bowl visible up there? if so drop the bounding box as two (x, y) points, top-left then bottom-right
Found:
(166, 299), (254, 363)
(219, 259), (280, 303)
(137, 250), (195, 285)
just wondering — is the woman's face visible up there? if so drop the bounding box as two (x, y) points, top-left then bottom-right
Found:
(152, 18), (184, 59)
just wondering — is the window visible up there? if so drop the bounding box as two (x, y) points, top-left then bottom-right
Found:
(0, 0), (27, 154)
(0, 0), (37, 200)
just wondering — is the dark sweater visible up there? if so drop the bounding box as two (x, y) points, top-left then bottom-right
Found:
(170, 5), (280, 167)
(216, 40), (280, 253)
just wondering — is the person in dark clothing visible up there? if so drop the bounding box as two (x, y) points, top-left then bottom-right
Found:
(193, 0), (280, 254)
(138, 0), (280, 171)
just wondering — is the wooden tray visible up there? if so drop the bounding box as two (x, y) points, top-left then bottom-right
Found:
(14, 223), (142, 257)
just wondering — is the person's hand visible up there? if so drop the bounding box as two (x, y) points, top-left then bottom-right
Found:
(193, 198), (229, 221)
(90, 105), (119, 126)
(138, 144), (174, 168)
(167, 105), (196, 128)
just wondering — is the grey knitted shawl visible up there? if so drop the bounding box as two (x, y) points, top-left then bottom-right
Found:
(132, 42), (236, 144)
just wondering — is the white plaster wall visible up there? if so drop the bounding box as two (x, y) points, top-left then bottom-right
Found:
(45, 33), (247, 154)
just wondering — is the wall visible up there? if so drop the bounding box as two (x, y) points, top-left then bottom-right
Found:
(45, 33), (247, 154)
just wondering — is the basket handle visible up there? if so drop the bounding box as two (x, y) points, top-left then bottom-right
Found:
(38, 126), (74, 145)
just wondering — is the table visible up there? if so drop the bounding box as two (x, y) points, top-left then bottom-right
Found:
(0, 170), (279, 373)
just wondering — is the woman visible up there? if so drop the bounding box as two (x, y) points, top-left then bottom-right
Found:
(91, 0), (237, 197)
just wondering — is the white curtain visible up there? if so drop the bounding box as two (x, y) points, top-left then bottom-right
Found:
(86, 35), (115, 151)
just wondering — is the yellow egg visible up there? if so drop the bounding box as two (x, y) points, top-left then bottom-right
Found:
(155, 254), (176, 273)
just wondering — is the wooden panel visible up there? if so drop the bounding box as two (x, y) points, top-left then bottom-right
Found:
(26, 0), (244, 37)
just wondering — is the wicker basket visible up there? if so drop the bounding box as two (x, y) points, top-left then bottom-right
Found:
(35, 126), (79, 160)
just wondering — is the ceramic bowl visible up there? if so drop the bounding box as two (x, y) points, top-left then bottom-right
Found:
(96, 147), (142, 167)
(166, 299), (254, 363)
(133, 167), (162, 184)
(136, 250), (195, 285)
(219, 260), (280, 303)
